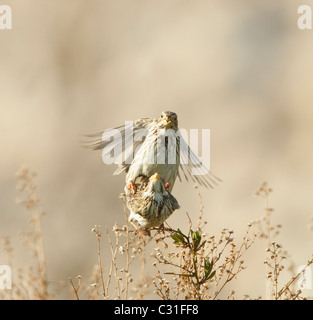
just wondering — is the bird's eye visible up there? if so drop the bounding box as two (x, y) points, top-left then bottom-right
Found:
(161, 114), (163, 118)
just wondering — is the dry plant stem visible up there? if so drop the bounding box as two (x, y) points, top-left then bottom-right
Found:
(256, 182), (274, 299)
(97, 232), (106, 298)
(69, 277), (80, 300)
(194, 186), (205, 231)
(108, 227), (121, 298)
(212, 226), (257, 300)
(91, 225), (106, 298)
(32, 208), (47, 298)
(124, 214), (130, 300)
(277, 257), (313, 299)
(138, 240), (146, 300)
(265, 243), (285, 299)
(105, 227), (115, 297)
(264, 192), (273, 300)
(120, 194), (131, 300)
(16, 168), (48, 299)
(254, 182), (311, 300)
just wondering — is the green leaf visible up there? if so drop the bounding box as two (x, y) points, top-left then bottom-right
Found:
(197, 240), (206, 251)
(206, 270), (216, 281)
(171, 229), (186, 245)
(190, 230), (202, 252)
(171, 233), (181, 243)
(164, 272), (195, 278)
(204, 259), (213, 275)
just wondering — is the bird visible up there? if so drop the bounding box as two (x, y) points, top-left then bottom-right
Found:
(125, 173), (180, 229)
(82, 111), (221, 192)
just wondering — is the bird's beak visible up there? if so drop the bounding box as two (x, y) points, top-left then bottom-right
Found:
(163, 117), (172, 125)
(152, 173), (160, 180)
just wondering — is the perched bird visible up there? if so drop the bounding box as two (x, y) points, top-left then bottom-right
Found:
(125, 173), (180, 228)
(83, 111), (220, 192)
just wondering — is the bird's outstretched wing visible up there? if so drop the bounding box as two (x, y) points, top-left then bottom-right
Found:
(81, 117), (156, 174)
(177, 132), (222, 188)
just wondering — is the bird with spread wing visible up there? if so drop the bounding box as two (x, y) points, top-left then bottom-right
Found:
(82, 111), (220, 228)
(83, 111), (220, 190)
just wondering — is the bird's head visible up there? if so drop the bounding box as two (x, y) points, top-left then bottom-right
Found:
(148, 173), (166, 194)
(157, 111), (178, 131)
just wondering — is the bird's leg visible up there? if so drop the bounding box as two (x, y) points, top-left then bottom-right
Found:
(157, 223), (166, 236)
(129, 218), (151, 239)
(142, 228), (151, 237)
(129, 218), (139, 230)
(164, 182), (170, 191)
(126, 180), (137, 194)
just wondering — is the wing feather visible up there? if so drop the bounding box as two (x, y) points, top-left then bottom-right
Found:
(177, 132), (221, 188)
(81, 117), (156, 174)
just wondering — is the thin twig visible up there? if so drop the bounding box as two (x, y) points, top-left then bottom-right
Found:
(69, 277), (80, 300)
(277, 257), (313, 299)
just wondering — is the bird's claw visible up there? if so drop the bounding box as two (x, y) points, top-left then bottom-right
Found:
(164, 182), (170, 191)
(127, 180), (137, 193)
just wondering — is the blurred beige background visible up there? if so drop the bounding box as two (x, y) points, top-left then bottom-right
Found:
(1, 0), (313, 299)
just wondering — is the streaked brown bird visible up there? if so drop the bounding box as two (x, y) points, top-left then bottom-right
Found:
(83, 111), (220, 192)
(125, 173), (180, 228)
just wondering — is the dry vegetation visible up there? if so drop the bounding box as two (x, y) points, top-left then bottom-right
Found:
(1, 169), (313, 300)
